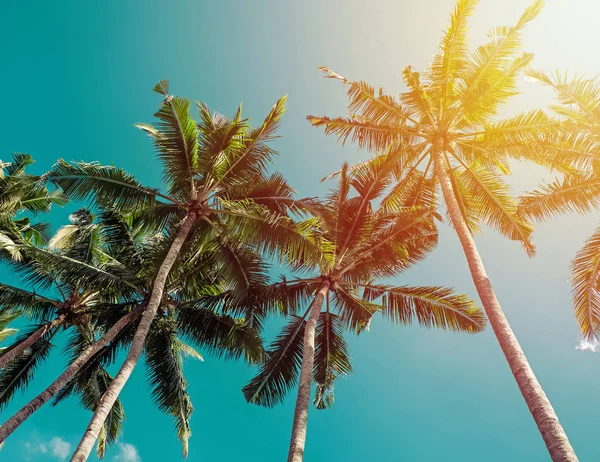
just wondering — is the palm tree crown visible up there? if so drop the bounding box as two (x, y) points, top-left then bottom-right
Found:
(243, 161), (484, 461)
(308, 0), (554, 255)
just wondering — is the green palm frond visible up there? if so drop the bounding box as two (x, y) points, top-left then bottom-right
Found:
(0, 283), (56, 320)
(332, 285), (380, 333)
(98, 210), (143, 273)
(145, 317), (194, 458)
(135, 91), (199, 200)
(361, 284), (486, 332)
(0, 324), (56, 408)
(0, 310), (20, 346)
(242, 314), (306, 407)
(215, 199), (327, 271)
(176, 304), (263, 364)
(212, 96), (286, 188)
(46, 159), (175, 211)
(313, 312), (352, 410)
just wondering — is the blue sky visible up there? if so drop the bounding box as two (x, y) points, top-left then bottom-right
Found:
(2, 0), (600, 460)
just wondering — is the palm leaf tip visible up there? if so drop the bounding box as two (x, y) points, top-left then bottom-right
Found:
(317, 66), (347, 82)
(153, 79), (170, 96)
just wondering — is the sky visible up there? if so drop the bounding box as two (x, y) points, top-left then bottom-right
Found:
(2, 0), (600, 460)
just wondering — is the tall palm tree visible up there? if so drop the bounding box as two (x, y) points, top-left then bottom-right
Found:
(0, 208), (268, 457)
(243, 161), (486, 462)
(518, 71), (600, 343)
(306, 1), (578, 460)
(46, 81), (321, 460)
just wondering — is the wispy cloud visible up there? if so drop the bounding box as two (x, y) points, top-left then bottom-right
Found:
(49, 437), (71, 461)
(23, 435), (71, 460)
(113, 443), (141, 462)
(576, 338), (600, 352)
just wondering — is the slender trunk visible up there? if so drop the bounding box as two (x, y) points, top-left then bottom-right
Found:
(433, 147), (578, 462)
(0, 308), (140, 443)
(71, 212), (197, 462)
(287, 279), (330, 462)
(0, 315), (66, 369)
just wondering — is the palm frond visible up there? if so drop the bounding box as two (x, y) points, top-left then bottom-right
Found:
(46, 159), (175, 211)
(145, 317), (194, 458)
(313, 312), (352, 410)
(176, 304), (263, 364)
(571, 227), (600, 340)
(362, 284), (485, 332)
(0, 324), (56, 408)
(519, 173), (600, 222)
(242, 314), (306, 407)
(135, 88), (199, 199)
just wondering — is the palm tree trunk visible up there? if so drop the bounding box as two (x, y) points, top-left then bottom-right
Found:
(0, 315), (66, 369)
(0, 308), (140, 443)
(287, 279), (330, 462)
(71, 212), (197, 462)
(433, 148), (578, 462)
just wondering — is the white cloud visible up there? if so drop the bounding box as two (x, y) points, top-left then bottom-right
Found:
(576, 338), (600, 352)
(113, 443), (141, 462)
(23, 436), (71, 461)
(49, 437), (71, 461)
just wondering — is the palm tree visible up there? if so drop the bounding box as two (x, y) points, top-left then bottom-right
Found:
(46, 81), (321, 460)
(0, 208), (268, 457)
(518, 71), (600, 344)
(306, 1), (578, 460)
(243, 161), (486, 462)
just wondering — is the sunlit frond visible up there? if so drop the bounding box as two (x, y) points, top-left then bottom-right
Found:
(571, 228), (600, 340)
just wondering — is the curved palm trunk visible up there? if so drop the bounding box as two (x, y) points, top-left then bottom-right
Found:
(71, 212), (197, 462)
(287, 279), (330, 462)
(0, 308), (140, 443)
(0, 314), (66, 369)
(433, 149), (578, 462)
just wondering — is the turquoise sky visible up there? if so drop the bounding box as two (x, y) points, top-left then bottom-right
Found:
(2, 1), (600, 461)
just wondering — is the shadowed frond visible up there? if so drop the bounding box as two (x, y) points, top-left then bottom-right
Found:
(145, 317), (195, 458)
(176, 304), (263, 364)
(242, 314), (306, 407)
(0, 324), (56, 408)
(313, 312), (352, 410)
